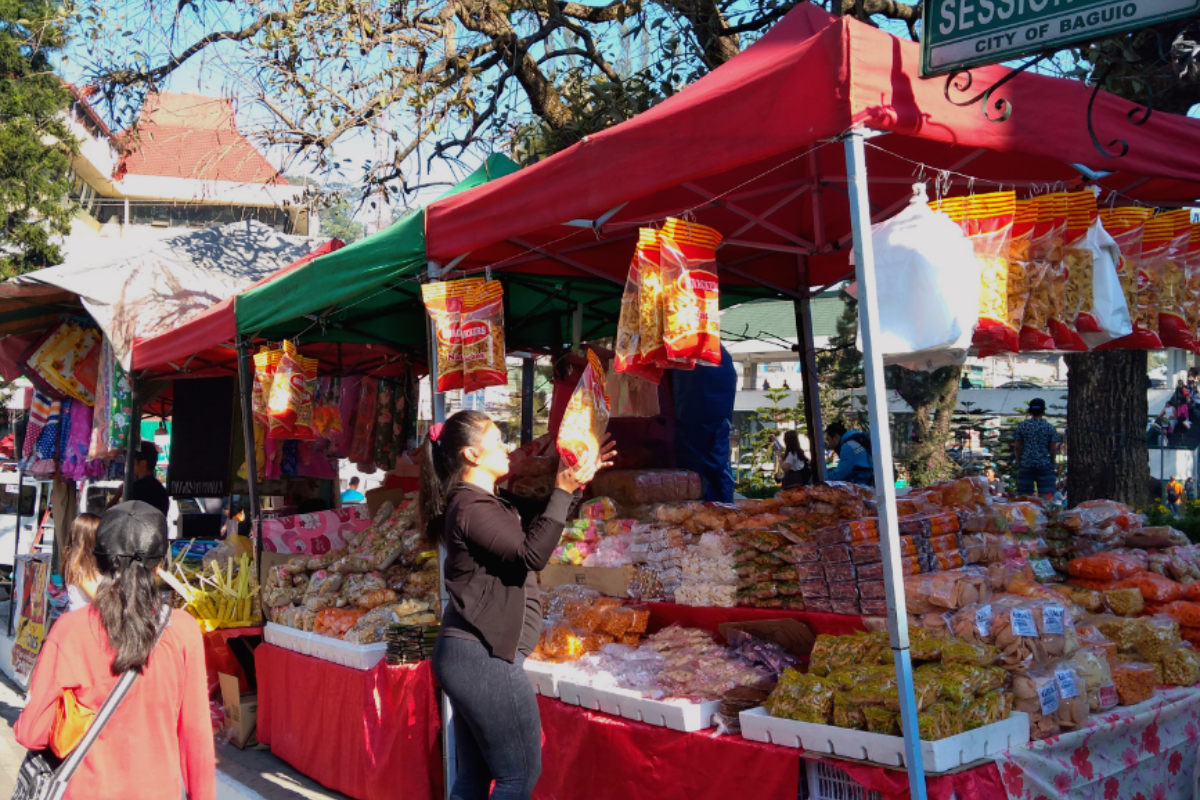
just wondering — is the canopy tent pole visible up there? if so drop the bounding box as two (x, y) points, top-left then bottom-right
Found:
(843, 127), (928, 799)
(8, 411), (26, 637)
(426, 264), (455, 800)
(793, 260), (826, 480)
(521, 357), (535, 446)
(122, 376), (141, 502)
(235, 337), (264, 569)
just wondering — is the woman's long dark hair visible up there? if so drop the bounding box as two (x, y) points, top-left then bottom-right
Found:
(419, 410), (491, 547)
(62, 513), (100, 589)
(783, 430), (804, 460)
(92, 559), (163, 675)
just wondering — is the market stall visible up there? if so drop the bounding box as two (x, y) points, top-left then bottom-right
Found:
(103, 4), (1200, 800)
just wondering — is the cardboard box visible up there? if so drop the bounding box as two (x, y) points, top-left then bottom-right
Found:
(219, 672), (258, 749)
(365, 487), (411, 519)
(718, 619), (816, 659)
(539, 565), (635, 598)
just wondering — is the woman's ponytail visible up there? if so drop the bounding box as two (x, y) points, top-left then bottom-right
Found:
(418, 410), (491, 547)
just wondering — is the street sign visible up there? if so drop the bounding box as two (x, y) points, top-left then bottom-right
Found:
(921, 0), (1200, 77)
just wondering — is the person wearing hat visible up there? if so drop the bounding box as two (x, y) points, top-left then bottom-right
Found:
(128, 441), (169, 517)
(1012, 398), (1061, 499)
(14, 502), (215, 799)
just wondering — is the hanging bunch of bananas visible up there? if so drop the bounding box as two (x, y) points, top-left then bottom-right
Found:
(159, 552), (261, 632)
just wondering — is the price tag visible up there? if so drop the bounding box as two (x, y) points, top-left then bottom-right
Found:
(1032, 559), (1057, 579)
(1056, 669), (1080, 699)
(1011, 608), (1039, 638)
(1098, 683), (1119, 710)
(1043, 605), (1066, 635)
(975, 604), (993, 637)
(1038, 681), (1060, 715)
(4, 485), (15, 494)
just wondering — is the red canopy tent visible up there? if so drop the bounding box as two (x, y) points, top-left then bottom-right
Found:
(424, 3), (1200, 296)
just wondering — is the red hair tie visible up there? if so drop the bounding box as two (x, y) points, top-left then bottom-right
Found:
(429, 423), (445, 443)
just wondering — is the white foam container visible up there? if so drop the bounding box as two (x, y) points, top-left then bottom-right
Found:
(739, 707), (1029, 774)
(557, 679), (720, 732)
(264, 622), (312, 656)
(265, 622), (386, 670)
(523, 660), (570, 698)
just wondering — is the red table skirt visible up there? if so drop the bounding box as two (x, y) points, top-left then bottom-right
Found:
(644, 603), (869, 639)
(202, 626), (262, 697)
(534, 696), (800, 800)
(816, 757), (1006, 800)
(256, 644), (443, 800)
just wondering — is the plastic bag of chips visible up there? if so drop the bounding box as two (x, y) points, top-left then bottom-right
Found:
(1096, 206), (1158, 350)
(422, 278), (483, 392)
(614, 234), (664, 384)
(1022, 193), (1068, 351)
(556, 349), (610, 468)
(1155, 210), (1195, 351)
(461, 280), (507, 393)
(267, 341), (318, 440)
(658, 218), (723, 366)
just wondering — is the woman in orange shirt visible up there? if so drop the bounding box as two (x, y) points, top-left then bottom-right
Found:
(14, 501), (214, 800)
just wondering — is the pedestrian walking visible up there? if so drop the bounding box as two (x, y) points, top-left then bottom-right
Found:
(1186, 477), (1196, 504)
(422, 410), (615, 800)
(1168, 476), (1185, 513)
(778, 430), (813, 489)
(13, 501), (215, 800)
(61, 512), (102, 611)
(1012, 398), (1061, 499)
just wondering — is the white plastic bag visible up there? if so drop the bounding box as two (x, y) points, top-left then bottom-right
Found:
(854, 185), (981, 371)
(1079, 218), (1134, 350)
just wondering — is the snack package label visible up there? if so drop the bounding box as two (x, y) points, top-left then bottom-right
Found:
(1097, 683), (1119, 709)
(1055, 669), (1080, 700)
(1043, 605), (1066, 635)
(1038, 682), (1060, 715)
(1032, 558), (1057, 580)
(976, 604), (993, 637)
(1012, 608), (1039, 637)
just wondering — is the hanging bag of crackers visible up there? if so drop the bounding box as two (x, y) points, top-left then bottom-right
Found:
(615, 233), (664, 384)
(1051, 192), (1094, 351)
(1154, 210), (1194, 351)
(252, 347), (282, 425)
(932, 191), (1018, 354)
(1187, 223), (1200, 352)
(1020, 194), (1067, 352)
(1096, 207), (1158, 350)
(659, 217), (723, 367)
(267, 340), (317, 440)
(557, 349), (610, 468)
(461, 280), (507, 393)
(422, 278), (483, 392)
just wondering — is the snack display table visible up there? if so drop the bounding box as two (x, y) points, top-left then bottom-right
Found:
(201, 625), (262, 697)
(642, 602), (870, 639)
(255, 643), (443, 800)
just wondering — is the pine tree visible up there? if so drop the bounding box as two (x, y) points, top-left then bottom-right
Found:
(816, 289), (866, 430)
(0, 0), (76, 276)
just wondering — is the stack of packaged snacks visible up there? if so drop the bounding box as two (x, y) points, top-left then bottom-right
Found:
(675, 532), (739, 608)
(532, 586), (651, 662)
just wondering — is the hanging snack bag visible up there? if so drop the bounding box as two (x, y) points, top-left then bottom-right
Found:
(659, 217), (723, 366)
(989, 199), (1035, 355)
(556, 349), (610, 468)
(1156, 210), (1195, 351)
(637, 229), (670, 367)
(615, 236), (664, 384)
(350, 377), (379, 466)
(1096, 206), (1158, 350)
(1188, 224), (1200, 351)
(253, 347), (281, 425)
(461, 280), (507, 393)
(1020, 194), (1067, 351)
(932, 192), (1018, 353)
(1053, 192), (1095, 350)
(267, 341), (314, 440)
(422, 278), (483, 392)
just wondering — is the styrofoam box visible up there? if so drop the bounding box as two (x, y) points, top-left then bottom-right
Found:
(558, 680), (720, 732)
(523, 660), (569, 698)
(264, 622), (312, 656)
(308, 633), (387, 670)
(739, 707), (1030, 774)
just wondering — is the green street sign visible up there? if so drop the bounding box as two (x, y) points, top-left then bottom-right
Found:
(921, 0), (1200, 77)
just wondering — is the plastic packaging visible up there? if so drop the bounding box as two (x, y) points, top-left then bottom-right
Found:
(1067, 645), (1116, 712)
(903, 568), (991, 614)
(1021, 193), (1068, 351)
(766, 670), (835, 724)
(1047, 659), (1089, 731)
(993, 602), (1048, 672)
(1157, 600), (1200, 629)
(614, 230), (665, 383)
(556, 349), (610, 468)
(1067, 553), (1143, 581)
(869, 185), (981, 368)
(1112, 661), (1156, 706)
(1095, 207), (1157, 349)
(658, 218), (723, 366)
(461, 280), (507, 393)
(1013, 669), (1061, 740)
(313, 607), (366, 639)
(1114, 572), (1184, 603)
(421, 278), (482, 392)
(1031, 600), (1079, 658)
(1134, 615), (1181, 662)
(1103, 587), (1145, 617)
(1161, 642), (1200, 686)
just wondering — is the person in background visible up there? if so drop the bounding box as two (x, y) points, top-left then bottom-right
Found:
(823, 422), (874, 486)
(1168, 476), (1184, 513)
(341, 476), (366, 504)
(1052, 480), (1067, 509)
(673, 345), (738, 502)
(1186, 477), (1196, 504)
(984, 466), (1004, 497)
(127, 441), (169, 517)
(61, 513), (102, 611)
(778, 430), (813, 489)
(1012, 398), (1060, 499)
(422, 411), (614, 800)
(14, 502), (215, 800)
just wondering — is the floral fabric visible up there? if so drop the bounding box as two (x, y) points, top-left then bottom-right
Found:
(994, 687), (1200, 800)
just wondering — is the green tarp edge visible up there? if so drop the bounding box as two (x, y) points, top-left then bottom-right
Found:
(233, 153), (521, 337)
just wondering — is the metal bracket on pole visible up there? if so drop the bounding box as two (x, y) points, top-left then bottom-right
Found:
(843, 127), (929, 800)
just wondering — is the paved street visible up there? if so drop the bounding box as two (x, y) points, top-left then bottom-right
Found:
(0, 672), (350, 800)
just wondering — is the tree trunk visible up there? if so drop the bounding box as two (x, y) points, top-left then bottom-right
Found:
(1065, 351), (1149, 508)
(888, 365), (963, 487)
